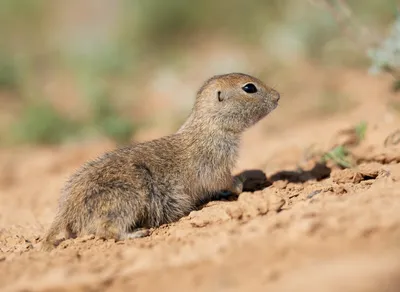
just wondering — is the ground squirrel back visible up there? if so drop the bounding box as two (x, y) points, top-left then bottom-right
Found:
(41, 72), (280, 251)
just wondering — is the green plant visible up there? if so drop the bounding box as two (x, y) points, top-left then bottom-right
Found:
(11, 102), (81, 145)
(368, 11), (400, 80)
(321, 145), (353, 168)
(354, 120), (367, 141)
(0, 56), (18, 89)
(311, 0), (400, 87)
(89, 87), (136, 145)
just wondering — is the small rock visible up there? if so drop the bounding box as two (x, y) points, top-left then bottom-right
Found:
(267, 193), (285, 212)
(356, 163), (381, 178)
(272, 180), (288, 189)
(14, 242), (33, 253)
(190, 220), (209, 228)
(378, 169), (391, 178)
(360, 180), (374, 186)
(257, 201), (270, 215)
(333, 185), (347, 194)
(189, 207), (230, 227)
(226, 205), (243, 220)
(59, 239), (73, 249)
(234, 192), (266, 219)
(332, 169), (363, 184)
(384, 129), (400, 147)
(76, 234), (95, 243)
(287, 183), (304, 191)
(307, 190), (322, 199)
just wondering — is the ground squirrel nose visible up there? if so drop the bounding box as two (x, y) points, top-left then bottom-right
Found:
(272, 90), (280, 102)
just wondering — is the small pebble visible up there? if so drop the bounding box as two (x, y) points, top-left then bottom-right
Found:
(268, 193), (285, 212)
(307, 190), (322, 199)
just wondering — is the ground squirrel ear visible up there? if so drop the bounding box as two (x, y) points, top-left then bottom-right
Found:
(217, 90), (224, 102)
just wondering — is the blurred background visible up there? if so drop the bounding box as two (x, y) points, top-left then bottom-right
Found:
(0, 0), (398, 146)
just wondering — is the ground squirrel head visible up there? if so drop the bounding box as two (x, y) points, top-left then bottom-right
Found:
(188, 73), (280, 134)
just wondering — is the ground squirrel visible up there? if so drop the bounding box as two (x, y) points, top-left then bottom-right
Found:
(41, 73), (280, 251)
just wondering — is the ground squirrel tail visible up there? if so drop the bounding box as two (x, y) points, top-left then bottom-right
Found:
(41, 215), (65, 251)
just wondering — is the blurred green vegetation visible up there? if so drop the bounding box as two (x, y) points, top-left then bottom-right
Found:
(87, 85), (136, 144)
(12, 101), (80, 145)
(0, 56), (19, 90)
(0, 0), (398, 145)
(10, 94), (136, 145)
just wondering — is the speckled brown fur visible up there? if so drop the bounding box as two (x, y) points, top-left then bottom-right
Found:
(41, 73), (280, 251)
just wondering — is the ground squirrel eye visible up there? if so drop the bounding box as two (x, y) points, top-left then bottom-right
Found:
(242, 83), (257, 94)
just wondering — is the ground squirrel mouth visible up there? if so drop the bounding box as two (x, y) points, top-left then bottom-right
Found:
(273, 91), (280, 103)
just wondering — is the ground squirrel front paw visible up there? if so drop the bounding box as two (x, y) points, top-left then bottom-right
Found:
(214, 175), (247, 200)
(231, 174), (246, 195)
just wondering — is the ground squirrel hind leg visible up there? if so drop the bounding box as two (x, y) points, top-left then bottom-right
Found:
(95, 218), (126, 241)
(95, 219), (150, 241)
(122, 228), (151, 239)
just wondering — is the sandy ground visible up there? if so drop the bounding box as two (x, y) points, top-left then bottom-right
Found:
(1, 69), (400, 292)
